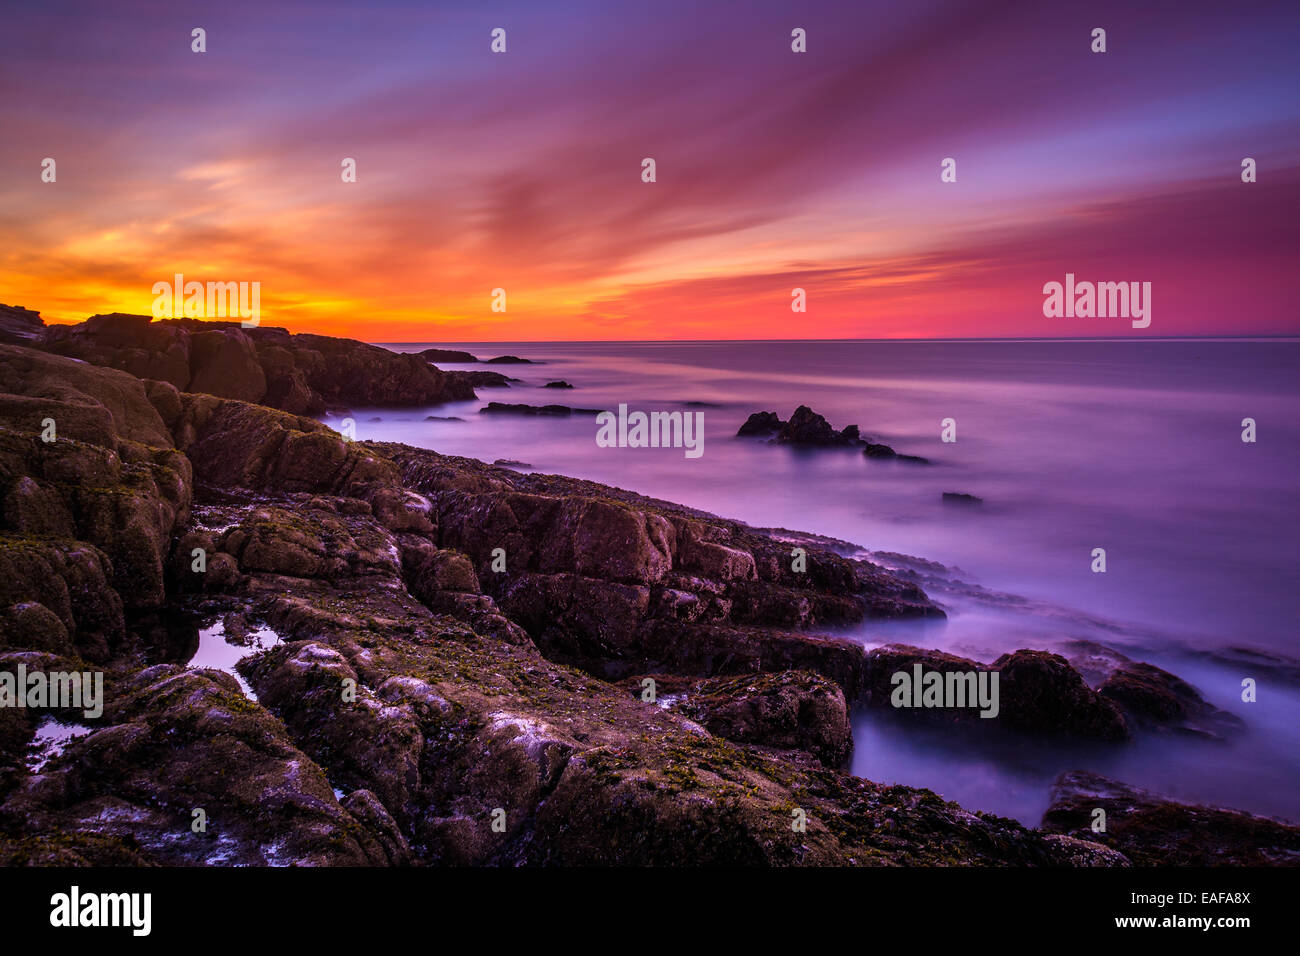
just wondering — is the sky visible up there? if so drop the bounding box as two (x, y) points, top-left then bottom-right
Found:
(1, 0), (1298, 341)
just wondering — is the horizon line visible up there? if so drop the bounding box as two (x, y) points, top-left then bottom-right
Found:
(371, 334), (1300, 346)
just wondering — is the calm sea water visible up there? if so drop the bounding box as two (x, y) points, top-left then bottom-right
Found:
(326, 339), (1300, 825)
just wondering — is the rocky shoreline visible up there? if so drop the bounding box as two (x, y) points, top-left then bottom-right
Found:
(1, 305), (1295, 866)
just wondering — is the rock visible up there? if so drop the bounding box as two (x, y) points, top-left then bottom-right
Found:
(0, 666), (399, 865)
(484, 355), (535, 364)
(942, 492), (983, 506)
(777, 406), (860, 446)
(737, 411), (783, 436)
(1101, 661), (1244, 739)
(419, 348), (479, 363)
(740, 407), (928, 460)
(0, 304), (44, 345)
(39, 315), (472, 414)
(445, 370), (514, 389)
(994, 650), (1129, 740)
(187, 328), (267, 403)
(1061, 640), (1245, 739)
(480, 402), (602, 416)
(0, 602), (74, 656)
(639, 670), (853, 768)
(0, 342), (172, 447)
(543, 381), (574, 389)
(403, 544), (481, 597)
(383, 442), (941, 695)
(862, 644), (1129, 740)
(865, 445), (929, 463)
(1041, 770), (1300, 866)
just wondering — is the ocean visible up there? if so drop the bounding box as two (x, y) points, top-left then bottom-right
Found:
(324, 338), (1300, 825)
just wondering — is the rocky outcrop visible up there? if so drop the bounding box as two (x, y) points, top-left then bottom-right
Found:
(382, 443), (941, 695)
(739, 406), (927, 461)
(1041, 771), (1300, 866)
(737, 411), (783, 436)
(0, 345), (191, 654)
(36, 313), (472, 416)
(738, 406), (860, 446)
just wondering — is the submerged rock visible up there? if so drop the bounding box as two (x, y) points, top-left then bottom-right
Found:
(1062, 640), (1245, 740)
(446, 370), (514, 390)
(480, 402), (601, 416)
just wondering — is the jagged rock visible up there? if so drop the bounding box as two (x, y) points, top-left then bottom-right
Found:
(737, 411), (782, 436)
(738, 405), (927, 460)
(942, 492), (983, 505)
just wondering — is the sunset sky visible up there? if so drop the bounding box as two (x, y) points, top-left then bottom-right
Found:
(1, 0), (1298, 341)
